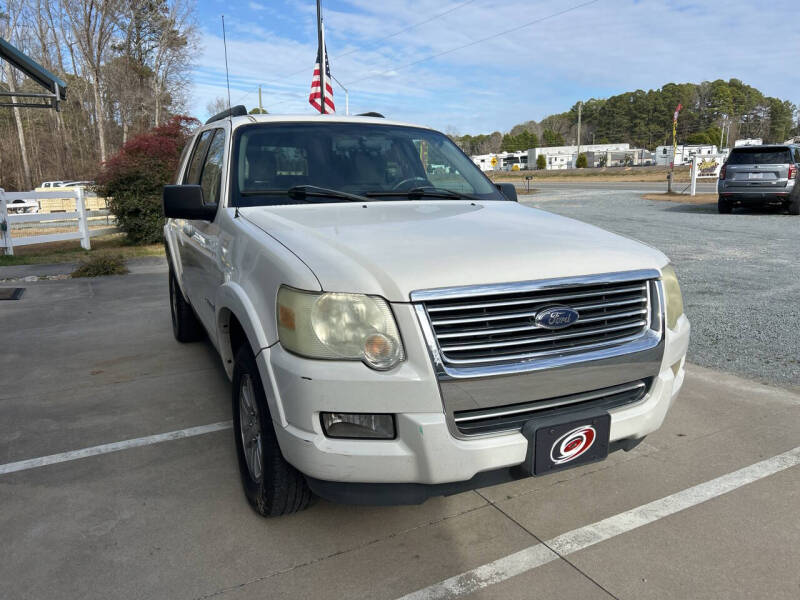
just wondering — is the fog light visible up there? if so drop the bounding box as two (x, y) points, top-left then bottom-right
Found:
(320, 412), (395, 439)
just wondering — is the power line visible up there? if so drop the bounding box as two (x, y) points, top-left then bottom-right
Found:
(345, 0), (601, 86)
(229, 0), (601, 113)
(278, 0), (479, 81)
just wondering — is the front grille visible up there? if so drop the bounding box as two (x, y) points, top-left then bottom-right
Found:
(420, 277), (653, 367)
(454, 380), (650, 436)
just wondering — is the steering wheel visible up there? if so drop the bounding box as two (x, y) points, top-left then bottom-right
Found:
(392, 176), (428, 191)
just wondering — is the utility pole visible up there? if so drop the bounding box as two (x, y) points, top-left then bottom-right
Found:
(576, 101), (582, 168)
(258, 85), (263, 112)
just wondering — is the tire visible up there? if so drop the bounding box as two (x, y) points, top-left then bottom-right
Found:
(718, 196), (733, 214)
(232, 345), (312, 517)
(168, 268), (204, 342)
(789, 196), (800, 216)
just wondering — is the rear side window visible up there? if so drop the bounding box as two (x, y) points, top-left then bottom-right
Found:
(727, 148), (792, 165)
(184, 130), (214, 184)
(794, 148), (800, 163)
(199, 130), (226, 205)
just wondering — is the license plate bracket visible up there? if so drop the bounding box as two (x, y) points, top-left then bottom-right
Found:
(521, 410), (611, 476)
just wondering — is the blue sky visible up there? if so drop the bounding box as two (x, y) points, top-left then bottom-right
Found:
(192, 0), (799, 135)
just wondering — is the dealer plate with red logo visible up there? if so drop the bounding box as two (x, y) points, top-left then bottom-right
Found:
(523, 412), (611, 476)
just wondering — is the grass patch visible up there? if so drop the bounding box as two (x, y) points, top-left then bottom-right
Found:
(71, 254), (129, 278)
(0, 234), (163, 267)
(642, 192), (718, 205)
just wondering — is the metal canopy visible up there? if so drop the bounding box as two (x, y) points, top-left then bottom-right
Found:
(0, 36), (67, 110)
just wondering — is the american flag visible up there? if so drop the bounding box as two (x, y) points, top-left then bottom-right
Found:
(309, 24), (335, 114)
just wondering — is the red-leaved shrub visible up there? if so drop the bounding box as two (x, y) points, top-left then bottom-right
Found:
(97, 115), (199, 244)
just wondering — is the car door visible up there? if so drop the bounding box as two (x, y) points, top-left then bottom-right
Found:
(181, 127), (228, 333)
(175, 129), (215, 303)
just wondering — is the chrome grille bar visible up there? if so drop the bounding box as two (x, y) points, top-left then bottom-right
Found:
(435, 307), (648, 338)
(441, 331), (651, 365)
(415, 273), (656, 369)
(426, 284), (647, 313)
(440, 320), (648, 352)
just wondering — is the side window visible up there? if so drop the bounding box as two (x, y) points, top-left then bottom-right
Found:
(184, 130), (214, 184)
(794, 148), (800, 163)
(199, 130), (226, 206)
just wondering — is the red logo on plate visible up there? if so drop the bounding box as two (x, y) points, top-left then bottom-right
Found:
(550, 425), (597, 465)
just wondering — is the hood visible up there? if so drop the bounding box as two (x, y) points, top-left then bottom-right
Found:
(240, 200), (668, 302)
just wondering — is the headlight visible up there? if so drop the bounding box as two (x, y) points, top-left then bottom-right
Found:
(661, 264), (684, 330)
(277, 286), (405, 370)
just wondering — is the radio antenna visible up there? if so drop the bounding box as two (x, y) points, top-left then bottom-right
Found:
(222, 15), (232, 113)
(221, 16), (239, 217)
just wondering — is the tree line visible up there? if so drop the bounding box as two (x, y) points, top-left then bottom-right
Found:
(451, 79), (798, 156)
(0, 0), (196, 191)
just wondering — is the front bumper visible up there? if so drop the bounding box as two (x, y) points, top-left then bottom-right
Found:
(259, 310), (690, 498)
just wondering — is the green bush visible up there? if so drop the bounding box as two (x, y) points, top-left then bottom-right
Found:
(576, 153), (588, 168)
(71, 254), (129, 278)
(536, 154), (547, 170)
(96, 115), (198, 244)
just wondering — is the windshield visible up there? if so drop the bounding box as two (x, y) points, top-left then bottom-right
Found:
(231, 122), (503, 206)
(727, 147), (793, 165)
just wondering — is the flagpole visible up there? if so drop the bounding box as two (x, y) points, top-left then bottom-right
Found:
(316, 0), (325, 114)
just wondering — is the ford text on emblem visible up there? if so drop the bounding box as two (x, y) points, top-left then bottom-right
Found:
(535, 306), (580, 330)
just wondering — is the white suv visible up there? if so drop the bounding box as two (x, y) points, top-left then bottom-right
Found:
(163, 111), (690, 516)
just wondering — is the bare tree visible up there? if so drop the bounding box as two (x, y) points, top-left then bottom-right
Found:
(0, 1), (33, 188)
(206, 96), (228, 117)
(0, 0), (197, 190)
(62, 0), (120, 163)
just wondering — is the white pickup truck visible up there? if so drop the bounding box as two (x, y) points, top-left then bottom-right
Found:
(163, 111), (690, 516)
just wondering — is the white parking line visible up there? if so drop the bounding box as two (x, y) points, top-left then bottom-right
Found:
(397, 445), (800, 600)
(0, 421), (233, 475)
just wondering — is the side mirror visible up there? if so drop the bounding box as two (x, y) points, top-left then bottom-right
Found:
(163, 185), (217, 220)
(495, 182), (518, 202)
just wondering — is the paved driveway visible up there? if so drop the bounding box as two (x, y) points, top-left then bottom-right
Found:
(523, 189), (800, 389)
(1, 193), (799, 599)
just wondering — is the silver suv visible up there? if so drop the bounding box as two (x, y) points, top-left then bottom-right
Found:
(718, 144), (800, 214)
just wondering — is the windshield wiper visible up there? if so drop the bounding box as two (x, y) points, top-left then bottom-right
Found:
(240, 185), (371, 203)
(364, 187), (476, 200)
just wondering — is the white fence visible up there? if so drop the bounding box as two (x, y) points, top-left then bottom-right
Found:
(0, 188), (118, 255)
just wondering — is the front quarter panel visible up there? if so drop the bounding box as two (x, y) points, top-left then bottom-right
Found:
(213, 208), (321, 375)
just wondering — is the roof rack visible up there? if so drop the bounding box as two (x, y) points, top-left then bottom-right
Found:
(357, 112), (384, 118)
(206, 104), (248, 124)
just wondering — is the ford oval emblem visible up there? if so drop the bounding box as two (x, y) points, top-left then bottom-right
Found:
(535, 306), (580, 330)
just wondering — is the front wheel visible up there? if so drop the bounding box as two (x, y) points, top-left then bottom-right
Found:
(718, 196), (733, 214)
(232, 345), (312, 517)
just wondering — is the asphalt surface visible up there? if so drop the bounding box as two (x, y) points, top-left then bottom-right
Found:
(0, 192), (798, 599)
(0, 271), (798, 599)
(522, 189), (800, 389)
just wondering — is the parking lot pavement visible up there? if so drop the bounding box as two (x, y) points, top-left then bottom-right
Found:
(1, 217), (798, 599)
(522, 190), (800, 389)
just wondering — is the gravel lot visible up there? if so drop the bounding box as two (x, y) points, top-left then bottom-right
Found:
(522, 189), (800, 388)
